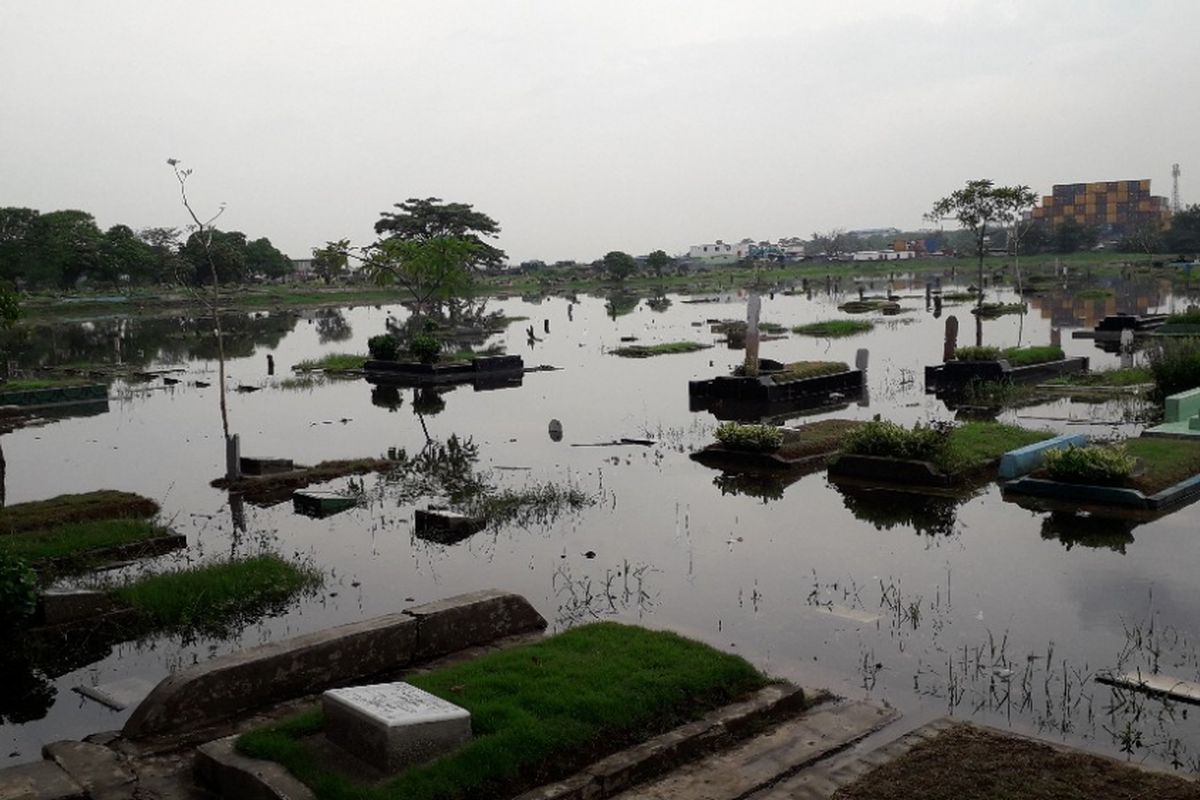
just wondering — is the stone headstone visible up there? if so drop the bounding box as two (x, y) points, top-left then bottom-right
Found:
(855, 348), (869, 372)
(1051, 327), (1063, 348)
(743, 293), (762, 377)
(548, 418), (563, 442)
(323, 682), (471, 772)
(943, 316), (959, 362)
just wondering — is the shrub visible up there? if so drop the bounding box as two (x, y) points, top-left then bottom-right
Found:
(367, 334), (399, 361)
(0, 554), (37, 629)
(1147, 338), (1200, 398)
(955, 346), (1001, 361)
(715, 422), (784, 452)
(842, 420), (954, 462)
(1003, 345), (1065, 367)
(1043, 444), (1137, 487)
(410, 333), (442, 364)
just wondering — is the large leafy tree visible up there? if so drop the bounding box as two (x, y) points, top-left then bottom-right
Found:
(30, 210), (102, 288)
(1165, 204), (1200, 256)
(244, 237), (292, 280)
(364, 236), (479, 317)
(312, 239), (350, 284)
(97, 224), (156, 284)
(180, 229), (248, 285)
(1053, 218), (1098, 254)
(137, 227), (183, 284)
(603, 250), (638, 282)
(0, 208), (41, 284)
(374, 197), (505, 271)
(646, 249), (672, 279)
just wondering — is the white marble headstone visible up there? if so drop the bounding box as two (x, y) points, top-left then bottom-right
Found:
(323, 682), (471, 772)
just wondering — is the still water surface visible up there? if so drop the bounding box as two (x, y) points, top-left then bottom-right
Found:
(5, 274), (1200, 771)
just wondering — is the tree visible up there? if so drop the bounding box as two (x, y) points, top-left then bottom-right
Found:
(1165, 205), (1200, 256)
(0, 208), (40, 284)
(30, 210), (102, 288)
(1053, 218), (1098, 254)
(810, 229), (848, 260)
(993, 185), (1037, 296)
(928, 180), (1031, 306)
(603, 250), (637, 282)
(312, 239), (350, 284)
(180, 229), (248, 285)
(97, 224), (155, 284)
(244, 237), (292, 280)
(364, 236), (479, 317)
(1118, 223), (1163, 260)
(646, 249), (672, 279)
(374, 197), (505, 271)
(137, 226), (183, 284)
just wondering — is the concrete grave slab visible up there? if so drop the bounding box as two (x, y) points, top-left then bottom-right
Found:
(1097, 672), (1200, 704)
(42, 740), (134, 795)
(0, 760), (84, 800)
(75, 676), (158, 711)
(323, 682), (471, 772)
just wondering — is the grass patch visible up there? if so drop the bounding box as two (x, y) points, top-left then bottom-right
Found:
(0, 519), (165, 563)
(466, 482), (595, 528)
(236, 622), (769, 800)
(954, 345), (1065, 366)
(844, 420), (1050, 475)
(971, 302), (1026, 319)
(293, 353), (368, 372)
(715, 422), (784, 452)
(0, 491), (159, 535)
(214, 458), (396, 505)
(832, 723), (1198, 800)
(776, 419), (866, 459)
(1125, 437), (1200, 494)
(0, 376), (96, 391)
(757, 321), (787, 334)
(610, 341), (711, 358)
(765, 361), (850, 383)
(1147, 338), (1200, 397)
(791, 320), (873, 337)
(1045, 366), (1153, 387)
(838, 299), (899, 314)
(113, 554), (321, 635)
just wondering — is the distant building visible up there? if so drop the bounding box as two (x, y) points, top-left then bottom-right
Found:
(291, 258), (315, 276)
(851, 250), (915, 262)
(687, 239), (753, 265)
(1028, 179), (1171, 235)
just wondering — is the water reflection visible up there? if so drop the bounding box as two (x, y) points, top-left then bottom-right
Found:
(1041, 512), (1136, 553)
(836, 483), (964, 536)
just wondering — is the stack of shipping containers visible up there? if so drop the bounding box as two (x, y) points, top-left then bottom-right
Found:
(1028, 179), (1171, 235)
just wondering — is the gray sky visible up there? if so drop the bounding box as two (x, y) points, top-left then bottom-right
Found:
(2, 1), (1197, 263)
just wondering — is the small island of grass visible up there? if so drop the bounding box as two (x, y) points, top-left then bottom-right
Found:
(954, 345), (1065, 367)
(970, 302), (1026, 319)
(1043, 438), (1200, 496)
(835, 420), (1052, 483)
(113, 554), (322, 634)
(839, 299), (900, 314)
(236, 622), (770, 800)
(792, 320), (874, 338)
(0, 491), (159, 535)
(611, 341), (711, 358)
(293, 353), (368, 373)
(763, 360), (851, 383)
(0, 519), (172, 565)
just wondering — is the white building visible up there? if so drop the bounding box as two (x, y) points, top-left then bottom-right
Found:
(688, 239), (753, 265)
(850, 250), (915, 262)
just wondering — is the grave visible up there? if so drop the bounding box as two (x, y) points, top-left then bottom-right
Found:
(1143, 387), (1200, 439)
(239, 456), (294, 476)
(323, 681), (471, 772)
(292, 489), (359, 518)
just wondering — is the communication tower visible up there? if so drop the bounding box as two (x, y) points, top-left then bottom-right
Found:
(1172, 163), (1181, 212)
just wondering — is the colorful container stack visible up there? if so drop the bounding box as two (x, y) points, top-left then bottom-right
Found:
(1028, 179), (1171, 235)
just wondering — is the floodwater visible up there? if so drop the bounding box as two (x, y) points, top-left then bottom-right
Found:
(5, 272), (1200, 772)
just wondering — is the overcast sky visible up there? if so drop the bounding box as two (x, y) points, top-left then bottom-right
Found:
(2, 1), (1196, 262)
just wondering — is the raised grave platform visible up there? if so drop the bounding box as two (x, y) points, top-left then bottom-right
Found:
(1144, 387), (1200, 439)
(364, 355), (524, 388)
(925, 356), (1089, 394)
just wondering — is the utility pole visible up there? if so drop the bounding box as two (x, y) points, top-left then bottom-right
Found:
(1172, 163), (1182, 213)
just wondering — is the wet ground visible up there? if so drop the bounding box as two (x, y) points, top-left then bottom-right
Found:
(4, 271), (1200, 773)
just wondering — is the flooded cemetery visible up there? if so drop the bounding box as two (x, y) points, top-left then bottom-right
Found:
(5, 266), (1200, 781)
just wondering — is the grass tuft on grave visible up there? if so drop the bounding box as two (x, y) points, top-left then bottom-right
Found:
(791, 320), (874, 337)
(832, 723), (1199, 800)
(236, 622), (771, 800)
(953, 345), (1064, 366)
(843, 420), (1051, 476)
(112, 554), (322, 635)
(0, 491), (159, 535)
(762, 360), (850, 383)
(0, 519), (167, 563)
(293, 353), (369, 373)
(1038, 438), (1200, 495)
(0, 375), (97, 392)
(610, 341), (711, 358)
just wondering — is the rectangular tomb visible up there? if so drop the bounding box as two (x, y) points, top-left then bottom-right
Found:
(323, 682), (471, 772)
